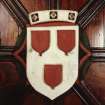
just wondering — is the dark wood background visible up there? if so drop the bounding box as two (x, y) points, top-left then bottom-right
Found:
(0, 0), (105, 105)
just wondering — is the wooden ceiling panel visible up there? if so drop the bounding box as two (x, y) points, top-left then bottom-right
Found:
(85, 7), (105, 48)
(0, 3), (21, 46)
(20, 0), (48, 12)
(85, 62), (105, 104)
(61, 0), (86, 11)
(20, 0), (87, 12)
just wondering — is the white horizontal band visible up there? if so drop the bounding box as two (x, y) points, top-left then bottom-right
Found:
(29, 10), (78, 25)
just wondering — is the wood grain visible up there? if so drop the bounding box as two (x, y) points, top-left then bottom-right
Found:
(1, 0), (105, 105)
(0, 3), (21, 46)
(85, 62), (105, 104)
(0, 0), (86, 46)
(20, 0), (48, 12)
(61, 0), (86, 11)
(85, 7), (105, 48)
(20, 0), (86, 12)
(64, 91), (84, 105)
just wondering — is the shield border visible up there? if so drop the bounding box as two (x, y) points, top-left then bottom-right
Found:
(27, 26), (79, 100)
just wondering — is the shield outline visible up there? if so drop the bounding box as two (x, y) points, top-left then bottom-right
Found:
(27, 26), (79, 100)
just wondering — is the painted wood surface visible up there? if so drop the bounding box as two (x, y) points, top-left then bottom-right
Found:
(0, 0), (105, 105)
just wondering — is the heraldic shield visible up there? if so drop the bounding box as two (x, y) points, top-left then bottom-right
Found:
(27, 10), (79, 100)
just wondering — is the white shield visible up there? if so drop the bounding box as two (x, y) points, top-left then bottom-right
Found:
(27, 26), (79, 100)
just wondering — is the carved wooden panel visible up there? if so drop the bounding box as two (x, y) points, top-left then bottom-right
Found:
(0, 0), (105, 105)
(0, 3), (21, 46)
(85, 62), (105, 104)
(85, 7), (105, 48)
(83, 7), (105, 105)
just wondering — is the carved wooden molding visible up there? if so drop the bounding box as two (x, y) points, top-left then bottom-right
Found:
(90, 48), (105, 62)
(1, 0), (29, 28)
(78, 0), (105, 28)
(73, 82), (102, 105)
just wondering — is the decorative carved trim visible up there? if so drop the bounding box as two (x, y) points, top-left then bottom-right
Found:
(73, 82), (102, 105)
(0, 46), (14, 52)
(90, 48), (105, 62)
(78, 0), (94, 17)
(77, 0), (105, 28)
(1, 0), (29, 28)
(0, 0), (28, 52)
(76, 1), (105, 105)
